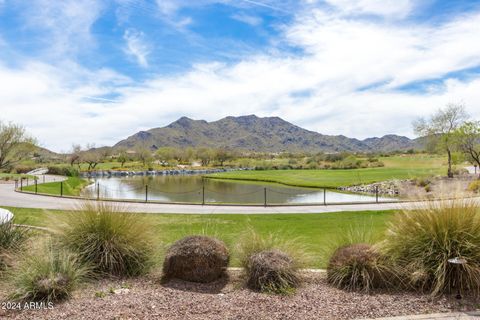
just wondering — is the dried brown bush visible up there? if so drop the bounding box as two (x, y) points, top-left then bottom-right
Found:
(327, 243), (395, 292)
(246, 249), (300, 294)
(163, 236), (229, 283)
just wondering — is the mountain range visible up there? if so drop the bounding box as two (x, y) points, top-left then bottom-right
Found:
(114, 115), (421, 153)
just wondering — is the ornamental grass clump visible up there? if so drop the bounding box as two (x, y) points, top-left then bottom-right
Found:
(237, 228), (308, 294)
(0, 221), (29, 272)
(55, 202), (155, 277)
(382, 199), (480, 296)
(163, 235), (229, 283)
(325, 225), (397, 293)
(327, 243), (394, 293)
(10, 244), (88, 302)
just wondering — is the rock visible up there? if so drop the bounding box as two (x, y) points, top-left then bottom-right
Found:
(113, 288), (130, 295)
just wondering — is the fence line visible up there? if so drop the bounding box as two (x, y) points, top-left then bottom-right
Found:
(16, 180), (394, 206)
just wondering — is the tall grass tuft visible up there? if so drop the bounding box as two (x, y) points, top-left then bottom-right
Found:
(55, 201), (155, 277)
(9, 243), (88, 302)
(382, 199), (480, 296)
(236, 227), (309, 294)
(326, 225), (397, 293)
(0, 222), (30, 272)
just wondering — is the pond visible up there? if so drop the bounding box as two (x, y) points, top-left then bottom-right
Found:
(82, 175), (397, 205)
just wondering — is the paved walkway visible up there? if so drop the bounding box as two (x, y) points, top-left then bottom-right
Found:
(368, 311), (480, 319)
(1, 175), (478, 214)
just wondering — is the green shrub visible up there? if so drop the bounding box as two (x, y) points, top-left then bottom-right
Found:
(236, 228), (308, 294)
(163, 235), (229, 283)
(367, 161), (385, 168)
(47, 166), (79, 177)
(10, 245), (88, 302)
(382, 200), (480, 296)
(12, 165), (37, 174)
(468, 180), (480, 193)
(55, 202), (155, 276)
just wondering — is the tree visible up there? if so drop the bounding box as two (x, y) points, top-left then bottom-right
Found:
(454, 121), (480, 178)
(196, 147), (214, 166)
(135, 146), (153, 167)
(0, 121), (36, 170)
(69, 144), (82, 167)
(116, 148), (129, 168)
(80, 149), (102, 171)
(155, 147), (176, 166)
(214, 148), (233, 166)
(413, 103), (469, 178)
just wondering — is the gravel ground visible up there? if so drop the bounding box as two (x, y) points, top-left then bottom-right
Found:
(0, 272), (477, 320)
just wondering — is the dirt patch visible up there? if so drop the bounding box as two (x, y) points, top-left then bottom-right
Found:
(399, 175), (478, 200)
(1, 271), (476, 320)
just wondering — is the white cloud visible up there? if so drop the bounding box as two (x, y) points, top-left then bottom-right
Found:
(2, 2), (480, 151)
(156, 0), (179, 16)
(21, 0), (104, 56)
(324, 0), (415, 18)
(231, 13), (263, 26)
(123, 29), (152, 67)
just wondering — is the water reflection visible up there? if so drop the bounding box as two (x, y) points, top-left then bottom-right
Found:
(82, 175), (397, 205)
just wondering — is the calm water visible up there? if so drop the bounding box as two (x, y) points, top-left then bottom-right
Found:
(83, 175), (396, 205)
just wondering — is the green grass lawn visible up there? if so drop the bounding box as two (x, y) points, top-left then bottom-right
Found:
(206, 154), (448, 188)
(379, 154), (446, 169)
(5, 206), (395, 268)
(20, 177), (89, 196)
(0, 173), (35, 181)
(206, 167), (444, 188)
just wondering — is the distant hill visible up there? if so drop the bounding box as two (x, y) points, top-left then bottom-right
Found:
(114, 115), (421, 153)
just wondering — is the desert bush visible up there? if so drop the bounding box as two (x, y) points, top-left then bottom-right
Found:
(367, 161), (385, 168)
(55, 202), (154, 277)
(0, 222), (29, 272)
(452, 167), (469, 176)
(413, 177), (431, 187)
(12, 165), (37, 174)
(382, 200), (480, 296)
(236, 228), (308, 294)
(47, 165), (79, 177)
(10, 244), (88, 302)
(327, 243), (395, 292)
(246, 249), (300, 294)
(468, 180), (480, 193)
(163, 235), (229, 283)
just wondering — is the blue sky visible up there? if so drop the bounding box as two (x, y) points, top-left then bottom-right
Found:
(1, 0), (480, 151)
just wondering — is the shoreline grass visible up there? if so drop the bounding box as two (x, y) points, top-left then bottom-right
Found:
(205, 167), (444, 188)
(20, 177), (89, 196)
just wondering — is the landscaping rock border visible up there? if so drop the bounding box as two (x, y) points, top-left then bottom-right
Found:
(338, 180), (403, 196)
(81, 168), (252, 178)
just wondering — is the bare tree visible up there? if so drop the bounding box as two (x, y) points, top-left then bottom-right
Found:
(413, 103), (469, 178)
(69, 144), (82, 167)
(81, 149), (102, 171)
(0, 121), (36, 170)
